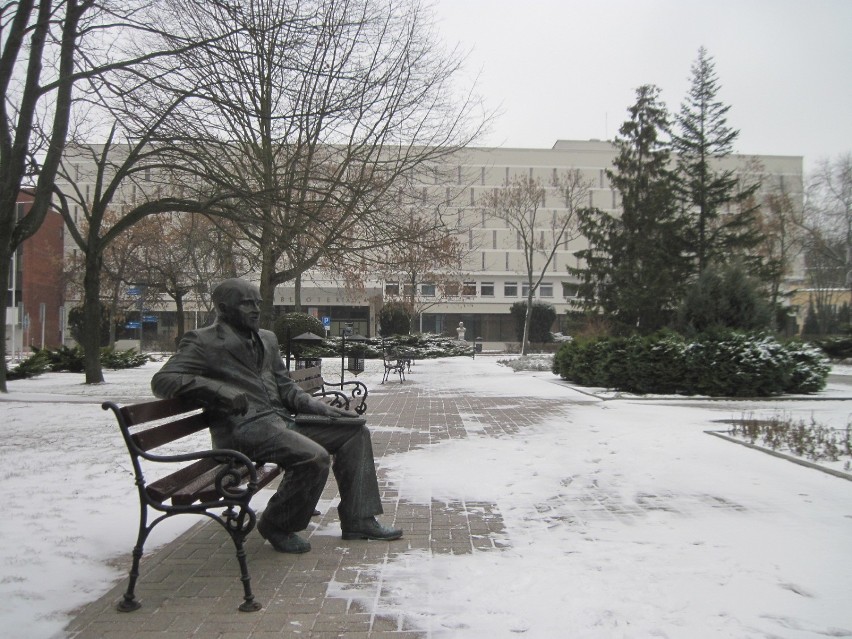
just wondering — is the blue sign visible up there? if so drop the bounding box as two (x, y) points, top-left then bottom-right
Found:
(142, 315), (158, 323)
(321, 316), (331, 328)
(127, 287), (142, 296)
(125, 321), (141, 329)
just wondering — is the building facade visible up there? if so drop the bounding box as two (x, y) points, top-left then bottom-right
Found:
(5, 191), (66, 358)
(56, 140), (804, 350)
(293, 141), (805, 346)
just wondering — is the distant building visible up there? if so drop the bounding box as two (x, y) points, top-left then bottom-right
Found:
(5, 191), (65, 357)
(56, 140), (803, 350)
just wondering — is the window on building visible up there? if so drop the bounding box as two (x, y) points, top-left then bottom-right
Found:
(540, 282), (554, 298)
(481, 282), (495, 297)
(421, 282), (436, 297)
(504, 282), (518, 297)
(462, 281), (476, 296)
(403, 284), (415, 297)
(445, 282), (460, 297)
(521, 282), (531, 297)
(385, 282), (400, 296)
(562, 282), (580, 298)
(492, 229), (497, 249)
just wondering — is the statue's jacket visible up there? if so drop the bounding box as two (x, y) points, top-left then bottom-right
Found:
(151, 322), (315, 444)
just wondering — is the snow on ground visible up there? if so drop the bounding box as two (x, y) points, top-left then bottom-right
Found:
(2, 356), (852, 638)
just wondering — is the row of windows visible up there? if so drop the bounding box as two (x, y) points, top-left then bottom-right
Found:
(383, 281), (563, 299)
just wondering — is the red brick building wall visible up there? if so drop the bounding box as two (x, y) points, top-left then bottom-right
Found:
(13, 191), (65, 349)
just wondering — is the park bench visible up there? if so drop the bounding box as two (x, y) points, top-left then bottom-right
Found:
(103, 364), (368, 613)
(288, 364), (368, 414)
(381, 348), (406, 384)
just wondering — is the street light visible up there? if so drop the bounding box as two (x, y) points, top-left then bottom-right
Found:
(341, 327), (367, 383)
(291, 331), (324, 370)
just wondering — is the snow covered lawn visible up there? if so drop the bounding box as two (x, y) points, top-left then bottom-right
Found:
(2, 356), (851, 638)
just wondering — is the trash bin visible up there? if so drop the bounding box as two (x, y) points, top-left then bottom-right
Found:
(474, 337), (483, 353)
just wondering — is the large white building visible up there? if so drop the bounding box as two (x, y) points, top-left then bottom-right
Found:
(279, 140), (804, 345)
(57, 140), (804, 350)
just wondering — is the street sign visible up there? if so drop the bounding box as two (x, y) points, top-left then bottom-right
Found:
(125, 321), (141, 329)
(321, 316), (331, 328)
(127, 287), (142, 296)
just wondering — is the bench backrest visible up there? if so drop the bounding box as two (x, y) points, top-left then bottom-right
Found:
(107, 397), (207, 454)
(287, 365), (324, 393)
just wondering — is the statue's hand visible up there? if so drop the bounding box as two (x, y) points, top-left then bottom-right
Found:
(217, 386), (249, 415)
(311, 400), (357, 418)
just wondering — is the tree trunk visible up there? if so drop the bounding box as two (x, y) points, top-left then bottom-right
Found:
(82, 252), (105, 384)
(294, 275), (302, 312)
(521, 291), (534, 356)
(0, 242), (12, 392)
(174, 292), (186, 345)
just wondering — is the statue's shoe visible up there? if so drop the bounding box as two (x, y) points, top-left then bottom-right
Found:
(341, 517), (403, 541)
(258, 518), (311, 553)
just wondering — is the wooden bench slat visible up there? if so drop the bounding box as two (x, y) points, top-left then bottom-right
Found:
(146, 458), (221, 504)
(170, 463), (236, 505)
(187, 464), (282, 506)
(131, 412), (210, 451)
(121, 396), (199, 425)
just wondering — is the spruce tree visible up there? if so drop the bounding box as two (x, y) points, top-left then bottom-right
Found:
(673, 47), (762, 274)
(572, 85), (689, 333)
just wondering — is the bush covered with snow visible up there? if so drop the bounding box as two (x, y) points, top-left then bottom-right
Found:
(7, 345), (149, 380)
(553, 331), (829, 396)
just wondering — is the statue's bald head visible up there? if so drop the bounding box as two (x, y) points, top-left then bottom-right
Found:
(212, 279), (262, 332)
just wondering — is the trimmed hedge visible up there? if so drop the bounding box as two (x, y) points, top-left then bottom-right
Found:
(7, 346), (149, 380)
(277, 332), (476, 361)
(553, 331), (829, 397)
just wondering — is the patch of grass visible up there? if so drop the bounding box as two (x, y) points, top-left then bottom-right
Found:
(728, 413), (852, 470)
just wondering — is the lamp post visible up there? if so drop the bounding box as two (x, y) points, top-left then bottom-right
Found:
(291, 331), (324, 370)
(340, 326), (367, 383)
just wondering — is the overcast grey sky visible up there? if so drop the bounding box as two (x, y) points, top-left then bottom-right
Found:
(432, 0), (851, 172)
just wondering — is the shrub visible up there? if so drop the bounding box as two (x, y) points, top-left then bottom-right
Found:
(378, 301), (411, 336)
(814, 336), (852, 360)
(101, 348), (149, 369)
(510, 301), (556, 343)
(7, 345), (149, 379)
(553, 331), (829, 397)
(67, 303), (117, 347)
(6, 349), (51, 380)
(676, 262), (772, 334)
(273, 313), (325, 345)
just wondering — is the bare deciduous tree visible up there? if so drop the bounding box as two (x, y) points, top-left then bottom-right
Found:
(481, 170), (590, 354)
(152, 0), (489, 326)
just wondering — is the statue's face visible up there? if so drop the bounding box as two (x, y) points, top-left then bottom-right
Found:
(216, 281), (262, 332)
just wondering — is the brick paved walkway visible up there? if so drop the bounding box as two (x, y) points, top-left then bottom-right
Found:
(66, 377), (571, 638)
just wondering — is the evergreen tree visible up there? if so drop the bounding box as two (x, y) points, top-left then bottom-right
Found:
(673, 47), (762, 274)
(572, 85), (690, 333)
(676, 260), (773, 334)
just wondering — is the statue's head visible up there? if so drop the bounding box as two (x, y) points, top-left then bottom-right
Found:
(212, 279), (262, 333)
